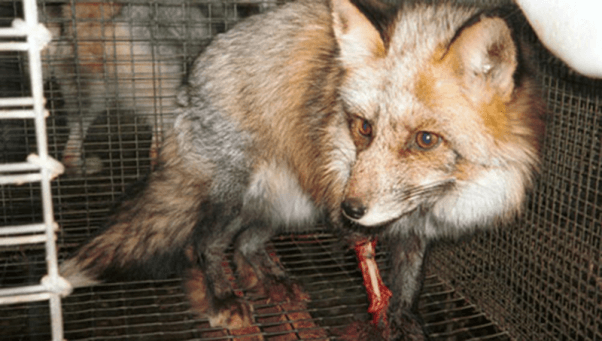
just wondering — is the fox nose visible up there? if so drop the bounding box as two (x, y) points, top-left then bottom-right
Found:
(341, 198), (366, 220)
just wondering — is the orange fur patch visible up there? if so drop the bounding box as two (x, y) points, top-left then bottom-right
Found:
(452, 160), (477, 182)
(479, 94), (509, 141)
(415, 47), (511, 141)
(71, 3), (122, 20)
(63, 3), (123, 74)
(414, 65), (460, 112)
(185, 268), (210, 315)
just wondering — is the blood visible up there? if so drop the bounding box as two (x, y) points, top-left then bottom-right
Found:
(354, 238), (392, 325)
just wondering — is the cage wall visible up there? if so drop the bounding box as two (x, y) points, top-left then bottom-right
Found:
(425, 5), (602, 339)
(0, 0), (600, 340)
(428, 39), (602, 340)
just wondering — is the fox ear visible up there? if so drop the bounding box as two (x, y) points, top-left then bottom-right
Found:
(331, 0), (387, 64)
(447, 16), (518, 102)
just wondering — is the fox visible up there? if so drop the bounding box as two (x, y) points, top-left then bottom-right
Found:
(59, 0), (544, 339)
(40, 1), (210, 174)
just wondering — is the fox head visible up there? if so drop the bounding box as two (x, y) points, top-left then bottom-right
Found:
(331, 0), (544, 236)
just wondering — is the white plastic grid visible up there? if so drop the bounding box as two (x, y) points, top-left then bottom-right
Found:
(0, 0), (70, 340)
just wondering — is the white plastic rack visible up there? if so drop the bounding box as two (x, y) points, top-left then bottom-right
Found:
(0, 0), (69, 340)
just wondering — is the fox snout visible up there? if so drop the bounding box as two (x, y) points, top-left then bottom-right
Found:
(341, 197), (367, 220)
(341, 195), (399, 230)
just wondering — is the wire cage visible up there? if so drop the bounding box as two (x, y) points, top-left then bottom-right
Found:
(0, 0), (600, 340)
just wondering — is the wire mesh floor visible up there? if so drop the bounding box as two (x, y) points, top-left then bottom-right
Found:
(1, 230), (511, 340)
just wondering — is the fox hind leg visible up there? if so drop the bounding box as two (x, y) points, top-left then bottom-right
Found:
(187, 211), (254, 329)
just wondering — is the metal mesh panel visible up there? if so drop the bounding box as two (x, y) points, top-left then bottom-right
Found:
(0, 0), (600, 340)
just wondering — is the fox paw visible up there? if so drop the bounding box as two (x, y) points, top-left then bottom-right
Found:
(388, 312), (427, 341)
(208, 296), (254, 329)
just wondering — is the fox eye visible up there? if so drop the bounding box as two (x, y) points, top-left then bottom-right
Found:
(415, 131), (440, 150)
(349, 116), (373, 151)
(358, 119), (372, 137)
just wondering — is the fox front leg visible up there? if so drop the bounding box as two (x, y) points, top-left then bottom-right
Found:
(233, 221), (306, 302)
(384, 233), (429, 341)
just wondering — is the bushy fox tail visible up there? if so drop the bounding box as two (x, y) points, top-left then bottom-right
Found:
(60, 136), (211, 287)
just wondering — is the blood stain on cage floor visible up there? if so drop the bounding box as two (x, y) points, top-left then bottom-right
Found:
(0, 231), (511, 340)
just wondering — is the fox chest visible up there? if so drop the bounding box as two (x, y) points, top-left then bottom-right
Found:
(243, 162), (321, 228)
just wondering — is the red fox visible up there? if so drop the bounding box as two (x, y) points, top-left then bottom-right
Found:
(60, 0), (544, 339)
(40, 1), (209, 174)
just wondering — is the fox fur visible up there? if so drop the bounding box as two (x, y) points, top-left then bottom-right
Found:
(60, 0), (544, 339)
(40, 1), (209, 174)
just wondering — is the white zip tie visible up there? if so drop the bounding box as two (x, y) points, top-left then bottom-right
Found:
(11, 18), (52, 51)
(41, 275), (73, 298)
(27, 154), (65, 180)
